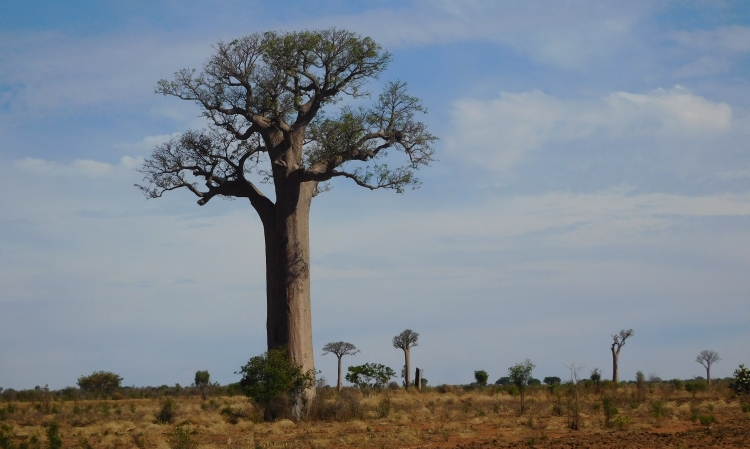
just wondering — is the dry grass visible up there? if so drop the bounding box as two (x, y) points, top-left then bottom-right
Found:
(0, 385), (748, 449)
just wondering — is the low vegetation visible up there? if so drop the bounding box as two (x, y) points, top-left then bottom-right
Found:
(0, 375), (748, 449)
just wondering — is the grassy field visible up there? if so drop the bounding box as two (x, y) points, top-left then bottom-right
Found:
(1, 383), (749, 449)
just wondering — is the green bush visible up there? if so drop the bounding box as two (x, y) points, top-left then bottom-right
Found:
(601, 395), (619, 428)
(495, 377), (511, 386)
(194, 371), (210, 400)
(45, 422), (61, 449)
(155, 398), (177, 424)
(685, 380), (708, 398)
(729, 364), (750, 395)
(474, 371), (489, 387)
(77, 371), (123, 399)
(543, 377), (561, 385)
(166, 426), (197, 449)
(238, 347), (315, 421)
(345, 363), (396, 396)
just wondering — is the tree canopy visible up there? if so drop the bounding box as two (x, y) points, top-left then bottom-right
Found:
(137, 28), (436, 205)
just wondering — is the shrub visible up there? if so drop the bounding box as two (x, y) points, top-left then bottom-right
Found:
(474, 371), (489, 387)
(527, 378), (541, 386)
(166, 426), (197, 449)
(309, 390), (362, 422)
(77, 371), (123, 399)
(1, 424), (15, 449)
(495, 377), (511, 386)
(508, 360), (535, 414)
(237, 347), (315, 421)
(671, 379), (684, 391)
(155, 398), (177, 424)
(729, 364), (750, 395)
(601, 395), (618, 428)
(45, 422), (62, 449)
(344, 364), (396, 396)
(650, 400), (667, 425)
(219, 405), (247, 424)
(685, 380), (708, 398)
(543, 377), (561, 385)
(194, 371), (210, 400)
(698, 414), (716, 428)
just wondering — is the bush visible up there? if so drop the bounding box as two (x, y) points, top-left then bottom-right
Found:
(729, 364), (750, 395)
(601, 395), (618, 428)
(237, 347), (315, 421)
(309, 390), (362, 422)
(46, 422), (62, 449)
(344, 364), (396, 396)
(194, 371), (210, 400)
(495, 377), (511, 386)
(474, 371), (489, 387)
(166, 426), (197, 449)
(155, 398), (177, 424)
(685, 380), (708, 398)
(77, 371), (123, 399)
(543, 377), (561, 385)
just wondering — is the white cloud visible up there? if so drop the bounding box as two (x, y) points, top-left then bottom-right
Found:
(304, 0), (649, 69)
(447, 86), (733, 171)
(14, 156), (143, 178)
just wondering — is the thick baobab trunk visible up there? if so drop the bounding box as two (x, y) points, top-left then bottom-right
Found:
(611, 348), (620, 383)
(404, 349), (411, 390)
(260, 172), (317, 416)
(337, 356), (343, 391)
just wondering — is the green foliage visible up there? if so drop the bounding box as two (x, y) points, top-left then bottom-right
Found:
(238, 348), (315, 407)
(508, 359), (535, 413)
(543, 377), (561, 385)
(671, 379), (684, 391)
(589, 368), (601, 384)
(194, 371), (210, 400)
(45, 422), (61, 449)
(601, 395), (619, 428)
(698, 414), (716, 427)
(527, 378), (541, 386)
(76, 371), (123, 399)
(741, 402), (750, 413)
(166, 426), (197, 449)
(473, 370), (489, 387)
(685, 379), (708, 398)
(1, 424), (15, 449)
(729, 364), (750, 395)
(155, 398), (177, 424)
(495, 377), (511, 386)
(650, 400), (667, 425)
(345, 364), (396, 395)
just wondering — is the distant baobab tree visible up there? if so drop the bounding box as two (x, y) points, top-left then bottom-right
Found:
(393, 329), (419, 389)
(611, 329), (633, 383)
(696, 350), (721, 388)
(322, 341), (360, 391)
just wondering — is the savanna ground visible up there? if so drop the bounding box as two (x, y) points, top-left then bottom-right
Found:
(2, 383), (749, 449)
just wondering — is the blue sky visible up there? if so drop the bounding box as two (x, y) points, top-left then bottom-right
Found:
(1, 0), (749, 390)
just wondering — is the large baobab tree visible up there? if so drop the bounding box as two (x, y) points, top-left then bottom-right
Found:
(321, 341), (359, 391)
(136, 29), (436, 406)
(695, 350), (720, 388)
(610, 329), (633, 383)
(393, 329), (419, 389)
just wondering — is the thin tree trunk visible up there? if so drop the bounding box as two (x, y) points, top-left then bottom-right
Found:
(707, 366), (711, 389)
(337, 356), (343, 392)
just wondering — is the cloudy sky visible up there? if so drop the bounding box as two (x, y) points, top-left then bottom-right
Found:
(1, 0), (749, 390)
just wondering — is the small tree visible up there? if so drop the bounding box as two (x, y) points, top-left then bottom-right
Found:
(695, 350), (720, 388)
(610, 329), (633, 383)
(729, 364), (750, 395)
(76, 371), (123, 399)
(543, 376), (561, 385)
(345, 363), (396, 396)
(474, 370), (489, 387)
(237, 347), (315, 421)
(321, 342), (359, 392)
(194, 370), (210, 400)
(508, 359), (535, 414)
(392, 329), (419, 390)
